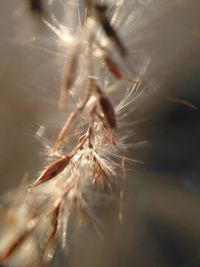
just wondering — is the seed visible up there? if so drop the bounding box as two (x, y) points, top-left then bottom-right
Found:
(29, 155), (70, 188)
(99, 96), (117, 129)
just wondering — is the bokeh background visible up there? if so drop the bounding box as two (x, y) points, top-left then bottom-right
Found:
(0, 1), (200, 266)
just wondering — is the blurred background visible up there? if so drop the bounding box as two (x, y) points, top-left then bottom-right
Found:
(0, 0), (200, 266)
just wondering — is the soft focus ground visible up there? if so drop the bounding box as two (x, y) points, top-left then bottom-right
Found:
(0, 1), (200, 266)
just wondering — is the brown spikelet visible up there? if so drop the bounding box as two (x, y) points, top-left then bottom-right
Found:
(52, 107), (82, 153)
(104, 55), (123, 79)
(99, 96), (117, 129)
(43, 204), (60, 263)
(29, 155), (70, 188)
(94, 4), (127, 56)
(58, 50), (79, 110)
(96, 41), (124, 79)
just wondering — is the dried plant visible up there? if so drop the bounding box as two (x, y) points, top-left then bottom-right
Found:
(0, 1), (155, 266)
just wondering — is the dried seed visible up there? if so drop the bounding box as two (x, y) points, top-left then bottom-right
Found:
(52, 107), (82, 153)
(96, 42), (124, 79)
(43, 205), (60, 263)
(58, 49), (80, 110)
(54, 92), (91, 153)
(89, 80), (117, 129)
(94, 4), (127, 56)
(29, 155), (70, 188)
(99, 96), (117, 129)
(104, 55), (123, 79)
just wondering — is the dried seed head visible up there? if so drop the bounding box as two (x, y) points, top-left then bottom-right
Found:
(0, 0), (151, 266)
